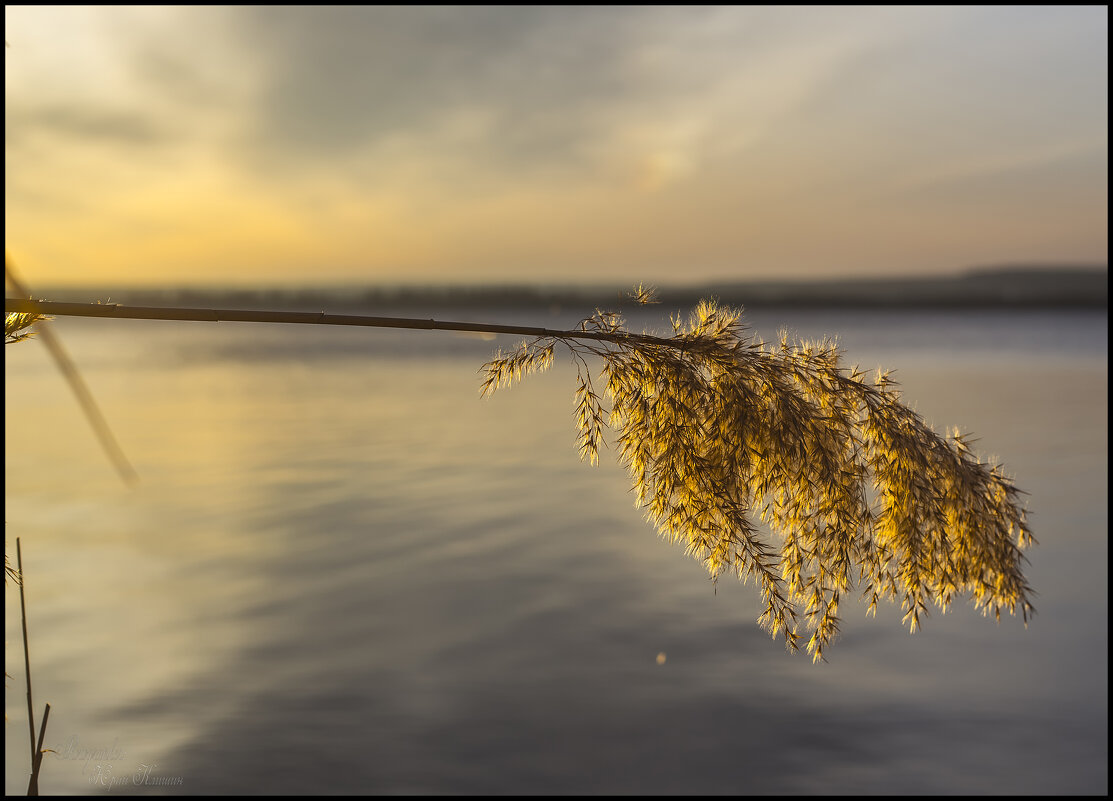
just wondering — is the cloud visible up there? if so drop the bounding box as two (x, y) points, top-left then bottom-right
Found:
(227, 6), (640, 173)
(6, 103), (170, 148)
(4, 5), (1107, 284)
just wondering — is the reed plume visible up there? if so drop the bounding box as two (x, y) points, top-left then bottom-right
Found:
(5, 310), (45, 344)
(481, 289), (1035, 662)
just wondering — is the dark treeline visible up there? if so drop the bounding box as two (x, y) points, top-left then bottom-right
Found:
(23, 265), (1107, 312)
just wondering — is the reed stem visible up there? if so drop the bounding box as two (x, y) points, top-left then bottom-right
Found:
(29, 704), (51, 796)
(18, 539), (36, 776)
(17, 538), (49, 795)
(5, 298), (679, 350)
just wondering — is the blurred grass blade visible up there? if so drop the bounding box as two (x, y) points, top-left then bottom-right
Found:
(5, 255), (138, 486)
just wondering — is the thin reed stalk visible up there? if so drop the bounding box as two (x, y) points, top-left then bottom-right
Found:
(5, 298), (676, 348)
(17, 538), (50, 795)
(5, 272), (137, 486)
(18, 539), (36, 784)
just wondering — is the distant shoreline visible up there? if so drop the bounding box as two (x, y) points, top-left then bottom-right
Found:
(20, 266), (1108, 311)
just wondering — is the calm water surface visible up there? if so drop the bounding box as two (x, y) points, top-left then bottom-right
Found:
(5, 306), (1108, 794)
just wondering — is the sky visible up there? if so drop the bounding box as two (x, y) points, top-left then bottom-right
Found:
(4, 5), (1108, 287)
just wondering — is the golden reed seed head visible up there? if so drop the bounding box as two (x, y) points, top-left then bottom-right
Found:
(480, 292), (1035, 663)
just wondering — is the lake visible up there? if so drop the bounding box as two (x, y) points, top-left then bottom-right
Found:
(5, 304), (1108, 794)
